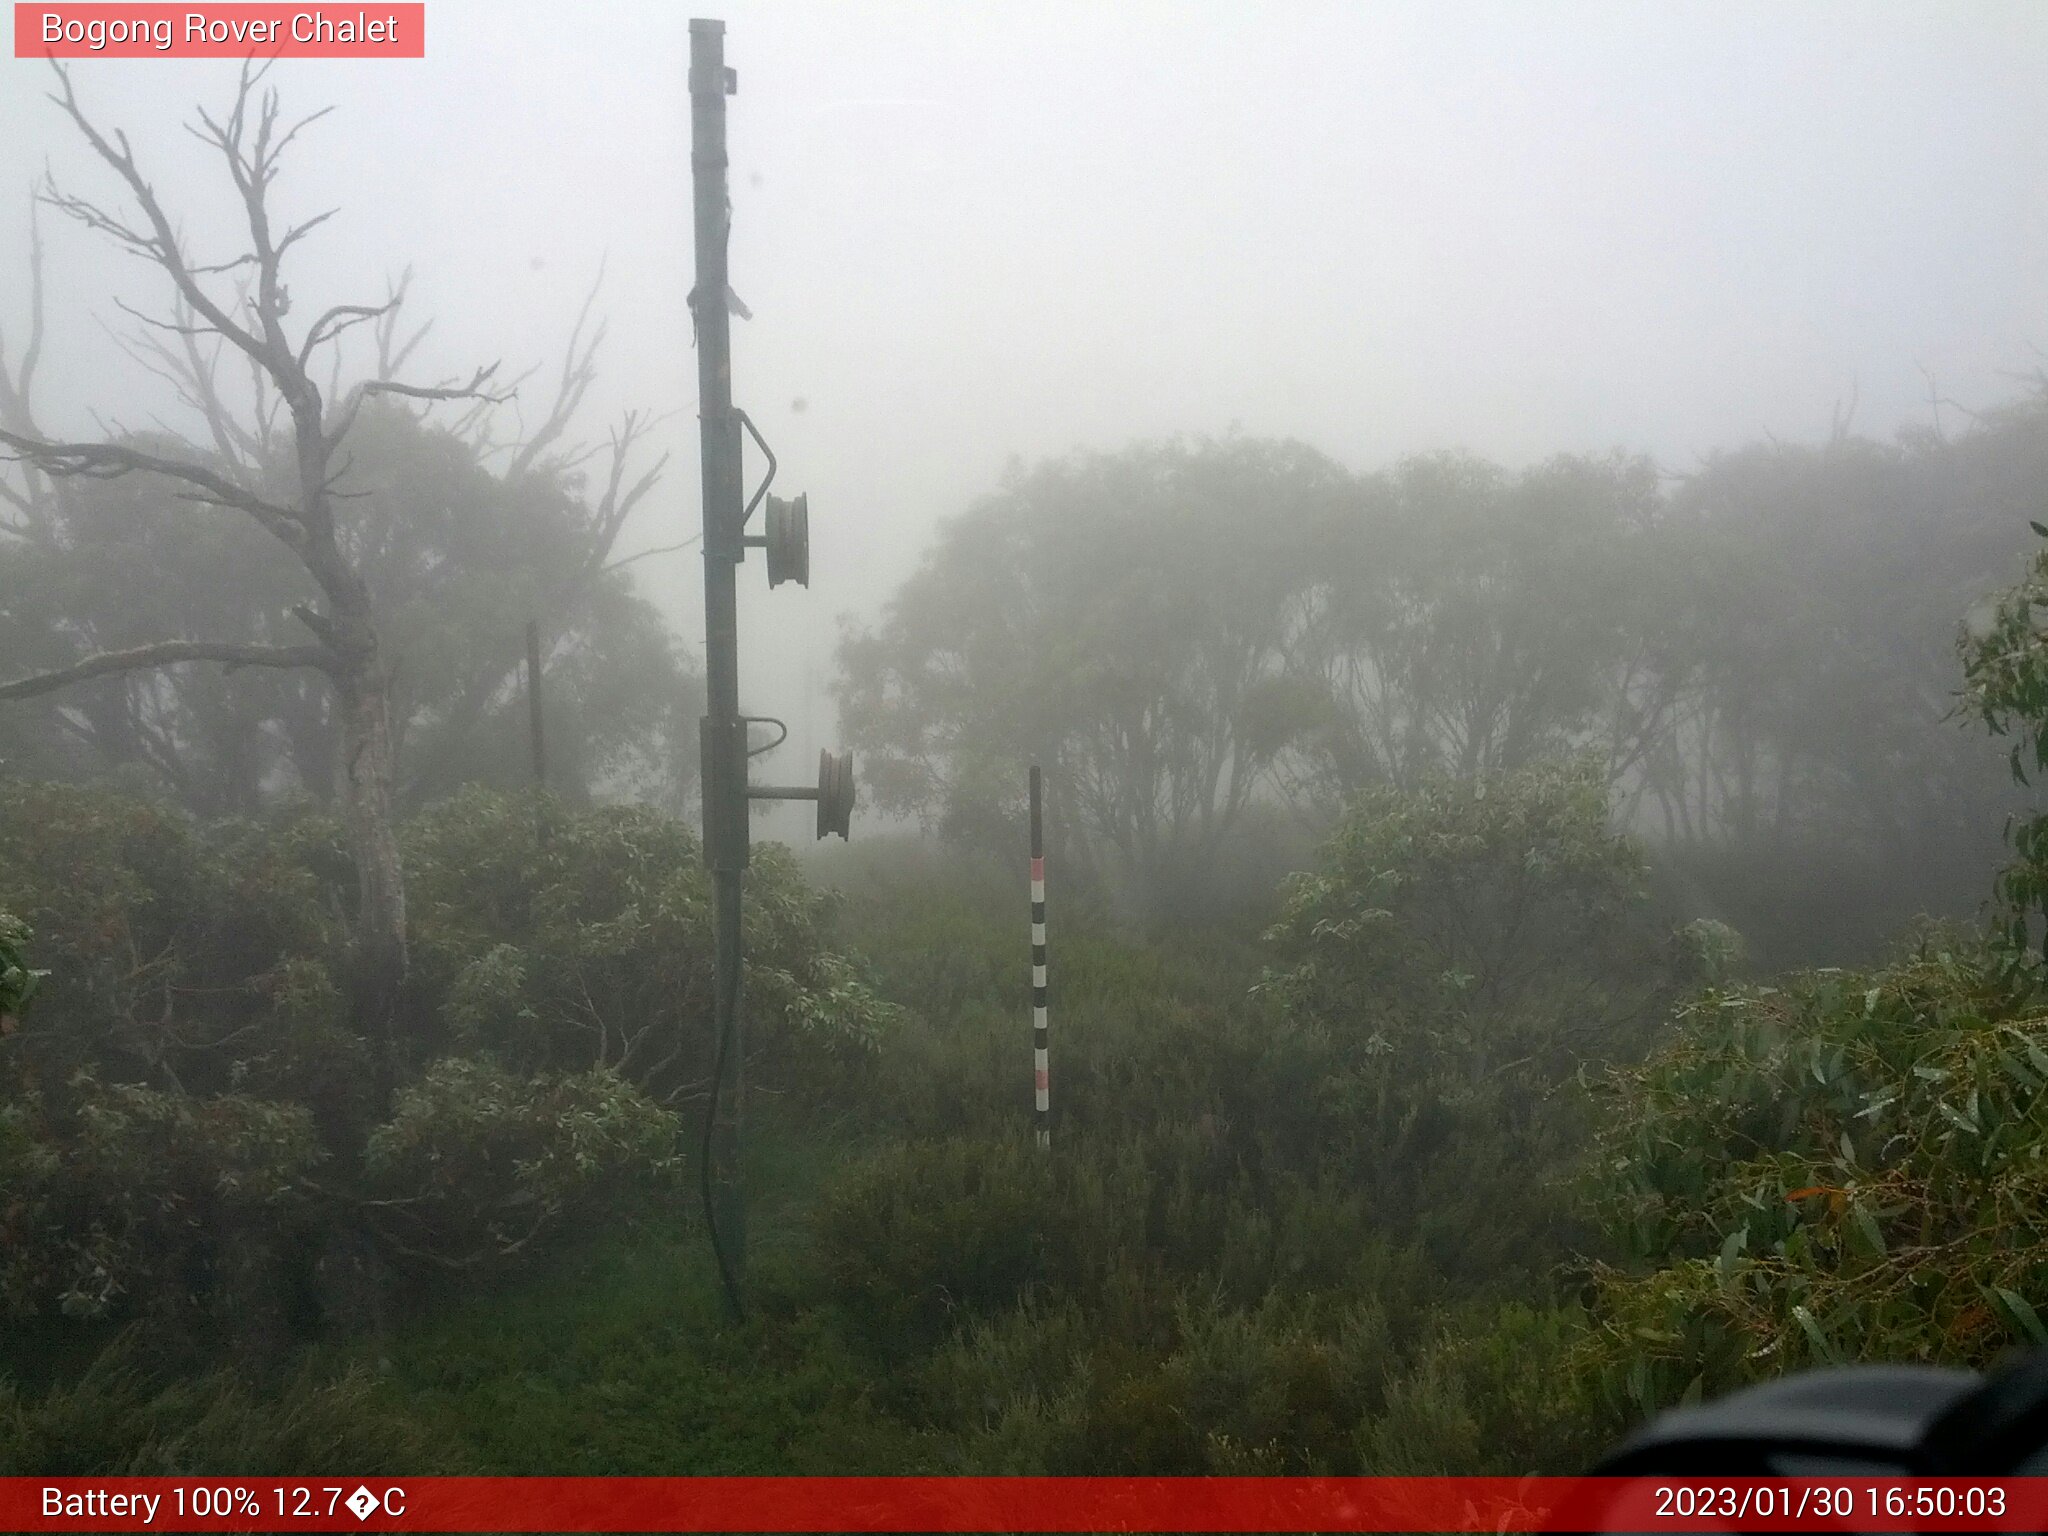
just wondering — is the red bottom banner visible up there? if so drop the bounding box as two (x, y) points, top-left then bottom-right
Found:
(9, 1475), (2048, 1533)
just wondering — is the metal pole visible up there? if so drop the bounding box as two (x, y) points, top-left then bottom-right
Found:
(689, 16), (748, 1317)
(1030, 765), (1050, 1150)
(525, 618), (549, 845)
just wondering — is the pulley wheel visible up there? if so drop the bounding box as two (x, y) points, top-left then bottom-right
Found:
(766, 493), (810, 588)
(816, 748), (854, 839)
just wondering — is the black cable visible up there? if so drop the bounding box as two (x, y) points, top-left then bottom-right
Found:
(698, 951), (747, 1324)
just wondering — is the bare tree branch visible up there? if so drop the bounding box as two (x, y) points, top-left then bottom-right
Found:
(303, 268), (410, 380)
(360, 363), (504, 405)
(299, 296), (398, 372)
(187, 65), (301, 373)
(0, 192), (58, 534)
(1828, 380), (1861, 446)
(507, 258), (607, 478)
(176, 298), (268, 465)
(600, 535), (700, 576)
(41, 62), (279, 379)
(447, 375), (523, 448)
(574, 409), (671, 580)
(324, 362), (507, 450)
(372, 268), (431, 378)
(0, 194), (47, 419)
(110, 295), (213, 337)
(0, 640), (332, 700)
(272, 205), (338, 266)
(184, 251), (259, 278)
(0, 427), (305, 550)
(98, 300), (271, 471)
(288, 601), (342, 649)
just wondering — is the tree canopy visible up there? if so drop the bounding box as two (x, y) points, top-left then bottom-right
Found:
(838, 401), (2048, 954)
(1, 402), (697, 817)
(838, 436), (1347, 922)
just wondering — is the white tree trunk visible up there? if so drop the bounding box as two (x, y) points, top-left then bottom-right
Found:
(335, 649), (408, 1093)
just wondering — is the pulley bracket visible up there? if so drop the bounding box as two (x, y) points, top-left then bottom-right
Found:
(744, 749), (855, 840)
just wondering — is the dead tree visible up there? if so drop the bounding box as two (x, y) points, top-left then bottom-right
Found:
(0, 63), (503, 1085)
(338, 265), (675, 810)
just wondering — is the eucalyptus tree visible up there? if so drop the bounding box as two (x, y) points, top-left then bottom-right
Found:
(838, 437), (1345, 921)
(1641, 407), (2047, 958)
(0, 65), (669, 1066)
(1274, 449), (1669, 811)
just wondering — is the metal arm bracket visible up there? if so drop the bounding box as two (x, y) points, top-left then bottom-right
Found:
(737, 409), (777, 527)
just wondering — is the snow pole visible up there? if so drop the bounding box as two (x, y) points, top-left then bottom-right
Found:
(1030, 765), (1050, 1150)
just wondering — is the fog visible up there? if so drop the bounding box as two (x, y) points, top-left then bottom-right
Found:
(14, 3), (2048, 1481)
(4, 1), (2046, 841)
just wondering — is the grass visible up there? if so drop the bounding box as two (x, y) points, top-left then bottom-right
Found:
(1, 1092), (942, 1477)
(2, 844), (1617, 1478)
(340, 898), (1301, 1477)
(347, 1094), (941, 1475)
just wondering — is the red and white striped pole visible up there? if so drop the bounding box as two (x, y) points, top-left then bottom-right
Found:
(1029, 765), (1050, 1151)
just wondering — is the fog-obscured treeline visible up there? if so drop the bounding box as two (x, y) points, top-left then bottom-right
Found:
(0, 399), (702, 818)
(838, 390), (2048, 963)
(0, 60), (2039, 978)
(7, 312), (2047, 973)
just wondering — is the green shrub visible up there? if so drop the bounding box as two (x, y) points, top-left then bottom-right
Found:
(896, 1280), (1428, 1477)
(1360, 1303), (1615, 1474)
(0, 1072), (320, 1331)
(0, 780), (907, 1351)
(908, 1284), (1425, 1475)
(1261, 757), (1661, 1078)
(0, 1334), (456, 1475)
(808, 1136), (1072, 1351)
(909, 1296), (1100, 1469)
(1071, 1292), (1398, 1474)
(1565, 531), (2048, 1421)
(1585, 934), (2048, 1416)
(1256, 759), (1675, 1279)
(0, 912), (44, 1024)
(0, 783), (355, 1125)
(359, 1057), (682, 1274)
(1962, 521), (2048, 951)
(403, 788), (900, 1105)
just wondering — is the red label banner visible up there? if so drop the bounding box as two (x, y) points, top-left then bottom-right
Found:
(14, 5), (424, 57)
(6, 1476), (2048, 1532)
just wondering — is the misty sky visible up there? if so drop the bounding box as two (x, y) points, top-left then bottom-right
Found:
(4, 1), (2046, 831)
